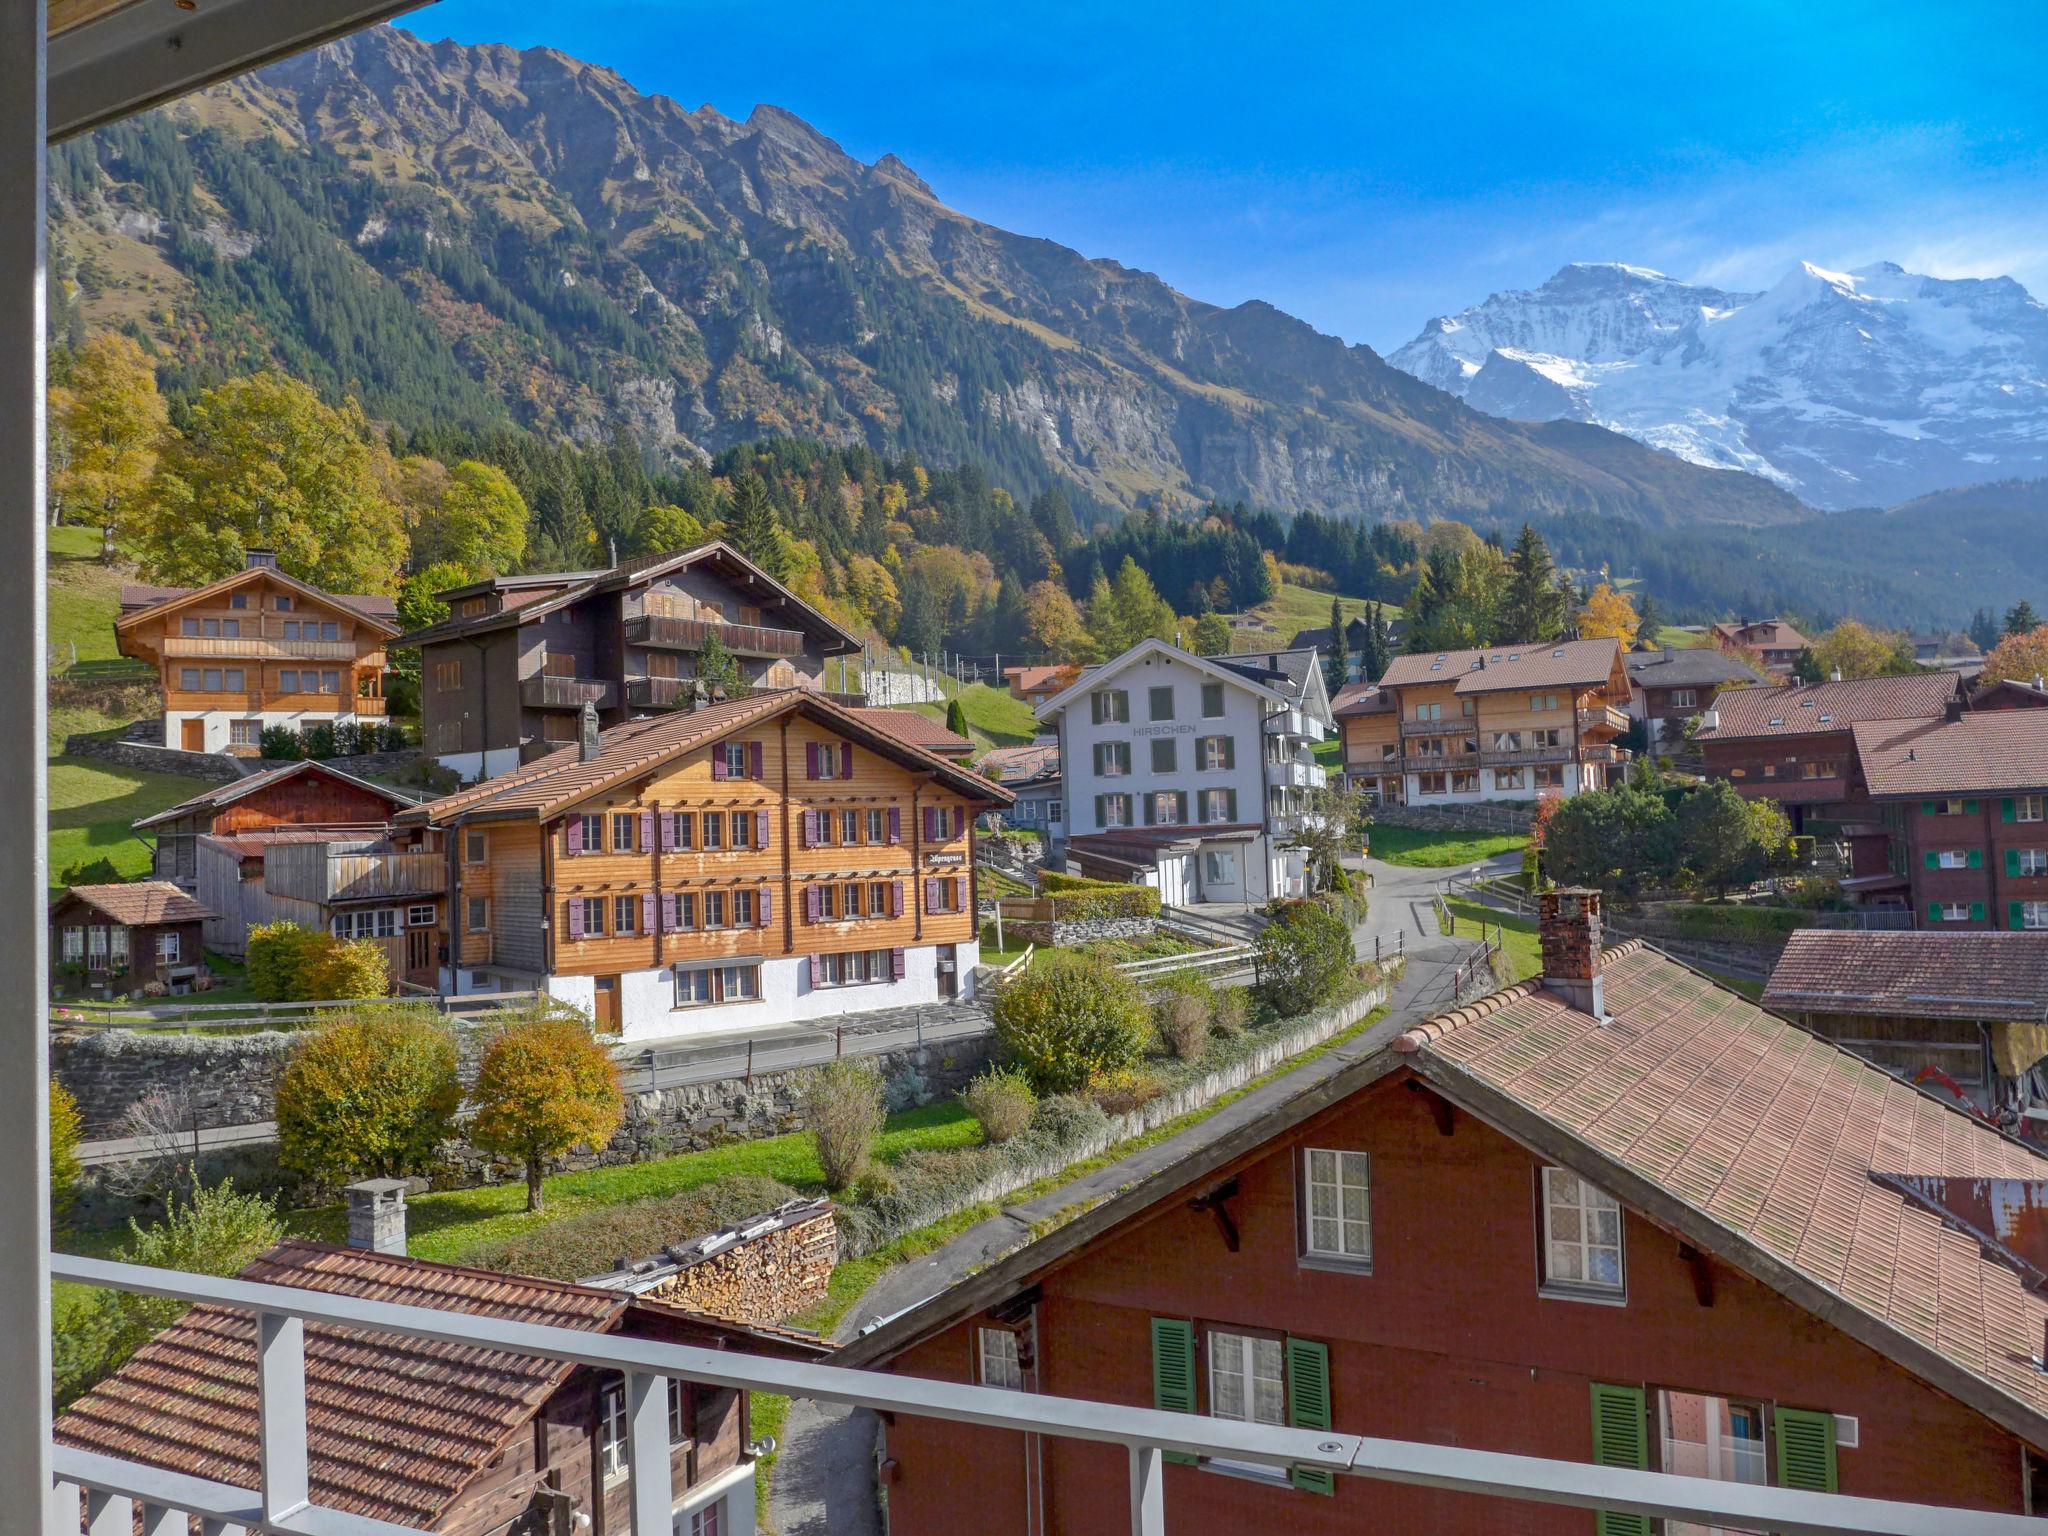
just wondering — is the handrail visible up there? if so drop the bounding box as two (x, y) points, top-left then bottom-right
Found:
(47, 1254), (2025, 1536)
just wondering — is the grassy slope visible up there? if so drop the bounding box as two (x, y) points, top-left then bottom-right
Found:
(1442, 897), (1541, 983)
(1653, 626), (1705, 650)
(1368, 823), (1530, 869)
(1237, 581), (1399, 652)
(910, 680), (1043, 748)
(49, 757), (213, 893)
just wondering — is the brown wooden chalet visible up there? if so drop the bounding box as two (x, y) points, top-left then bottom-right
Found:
(116, 550), (399, 756)
(54, 1239), (824, 1536)
(134, 759), (420, 889)
(50, 880), (212, 996)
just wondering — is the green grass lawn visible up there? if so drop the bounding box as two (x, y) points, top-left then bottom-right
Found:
(1236, 581), (1400, 652)
(1653, 626), (1704, 650)
(48, 755), (214, 894)
(1441, 897), (1540, 983)
(1367, 823), (1529, 869)
(276, 1101), (985, 1266)
(911, 680), (1043, 747)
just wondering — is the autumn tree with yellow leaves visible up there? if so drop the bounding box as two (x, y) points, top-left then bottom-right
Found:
(1576, 583), (1640, 643)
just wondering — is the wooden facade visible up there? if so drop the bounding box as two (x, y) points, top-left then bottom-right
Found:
(50, 884), (211, 996)
(116, 557), (398, 757)
(139, 760), (413, 888)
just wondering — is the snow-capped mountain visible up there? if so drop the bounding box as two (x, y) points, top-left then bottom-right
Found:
(1388, 261), (2048, 508)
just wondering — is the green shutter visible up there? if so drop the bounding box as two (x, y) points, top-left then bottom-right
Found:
(1965, 799), (1979, 815)
(1150, 1318), (1197, 1464)
(1774, 1407), (1837, 1493)
(2009, 848), (2023, 878)
(1928, 902), (1942, 924)
(1924, 850), (1940, 871)
(1589, 1384), (1650, 1536)
(1286, 1338), (1334, 1495)
(1227, 788), (1239, 821)
(2003, 797), (2018, 823)
(1968, 848), (1984, 870)
(1972, 902), (1986, 923)
(2014, 901), (2028, 931)
(1921, 799), (1938, 814)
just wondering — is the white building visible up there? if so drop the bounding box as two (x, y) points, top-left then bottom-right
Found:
(1038, 640), (1332, 907)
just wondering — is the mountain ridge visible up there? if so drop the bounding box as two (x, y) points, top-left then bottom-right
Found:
(47, 24), (1805, 530)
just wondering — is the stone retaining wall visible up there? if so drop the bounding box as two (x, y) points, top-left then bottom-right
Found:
(61, 734), (249, 783)
(1010, 915), (1156, 947)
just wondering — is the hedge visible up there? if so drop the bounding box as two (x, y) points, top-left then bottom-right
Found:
(1033, 873), (1161, 920)
(1666, 904), (1809, 942)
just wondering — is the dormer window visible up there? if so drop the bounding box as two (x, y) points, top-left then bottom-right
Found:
(1769, 718), (1785, 728)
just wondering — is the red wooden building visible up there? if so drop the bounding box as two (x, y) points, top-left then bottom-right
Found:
(133, 759), (420, 889)
(845, 892), (2048, 1532)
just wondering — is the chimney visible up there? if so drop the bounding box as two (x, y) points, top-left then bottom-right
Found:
(244, 547), (279, 571)
(1829, 667), (1843, 683)
(346, 1178), (409, 1255)
(1538, 887), (1606, 1020)
(579, 699), (602, 762)
(1945, 696), (1966, 723)
(2034, 674), (2045, 692)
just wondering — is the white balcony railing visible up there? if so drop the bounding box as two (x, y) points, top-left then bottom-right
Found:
(1267, 758), (1327, 790)
(43, 1254), (2034, 1536)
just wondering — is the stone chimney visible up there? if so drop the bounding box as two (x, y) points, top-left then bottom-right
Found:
(1538, 887), (1606, 1020)
(346, 1178), (409, 1255)
(579, 699), (601, 762)
(1945, 695), (1966, 723)
(244, 547), (279, 571)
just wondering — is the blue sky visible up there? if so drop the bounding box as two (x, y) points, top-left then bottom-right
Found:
(417, 0), (2048, 351)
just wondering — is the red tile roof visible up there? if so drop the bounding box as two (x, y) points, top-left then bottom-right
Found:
(1330, 681), (1390, 716)
(54, 881), (213, 925)
(1377, 637), (1619, 695)
(1398, 944), (2048, 1438)
(1712, 619), (1810, 653)
(54, 1241), (628, 1529)
(1002, 664), (1073, 695)
(1852, 711), (2048, 797)
(852, 708), (975, 756)
(1764, 930), (2048, 1021)
(1699, 672), (1960, 741)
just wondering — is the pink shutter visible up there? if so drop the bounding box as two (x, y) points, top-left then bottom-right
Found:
(805, 743), (820, 779)
(807, 885), (821, 923)
(888, 806), (901, 843)
(891, 880), (903, 917)
(953, 805), (966, 839)
(639, 810), (654, 850)
(661, 892), (676, 932)
(660, 813), (676, 853)
(712, 752), (728, 781)
(750, 741), (764, 779)
(800, 809), (815, 848)
(925, 878), (940, 910)
(891, 947), (905, 980)
(756, 810), (770, 848)
(955, 875), (968, 911)
(758, 889), (772, 927)
(641, 892), (656, 933)
(565, 818), (583, 855)
(809, 953), (824, 987)
(839, 740), (853, 779)
(566, 899), (583, 940)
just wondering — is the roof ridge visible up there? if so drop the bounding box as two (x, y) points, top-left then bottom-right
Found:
(262, 1238), (630, 1306)
(1395, 939), (1651, 1051)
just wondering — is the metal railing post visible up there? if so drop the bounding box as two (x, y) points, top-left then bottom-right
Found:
(1128, 1445), (1164, 1536)
(256, 1310), (308, 1523)
(745, 1040), (753, 1083)
(138, 1503), (181, 1536)
(625, 1370), (674, 1536)
(836, 1026), (845, 1058)
(83, 1490), (129, 1536)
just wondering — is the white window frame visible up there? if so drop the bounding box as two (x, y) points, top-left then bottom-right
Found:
(2019, 849), (2048, 877)
(156, 931), (180, 964)
(1206, 1330), (1285, 1427)
(407, 904), (437, 927)
(1938, 901), (1971, 923)
(2019, 795), (2046, 824)
(977, 1327), (1023, 1390)
(466, 897), (489, 933)
(1092, 689), (1129, 725)
(1539, 1166), (1626, 1303)
(1670, 689), (1698, 709)
(2023, 902), (2048, 932)
(1656, 1388), (1768, 1496)
(723, 742), (748, 777)
(1936, 849), (1971, 870)
(598, 1379), (628, 1483)
(1299, 1147), (1371, 1269)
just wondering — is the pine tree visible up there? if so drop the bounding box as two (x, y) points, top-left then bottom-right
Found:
(724, 472), (787, 580)
(1500, 523), (1565, 644)
(2006, 600), (2041, 637)
(1361, 600), (1391, 681)
(1324, 596), (1348, 692)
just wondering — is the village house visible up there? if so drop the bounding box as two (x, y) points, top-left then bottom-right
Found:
(1694, 670), (1964, 829)
(49, 880), (214, 997)
(1974, 675), (2048, 711)
(979, 738), (1064, 852)
(396, 542), (863, 782)
(1001, 664), (1076, 709)
(1842, 707), (2048, 933)
(1709, 617), (1810, 674)
(133, 758), (419, 889)
(1763, 929), (2048, 1118)
(1286, 616), (1379, 682)
(54, 1231), (823, 1536)
(843, 891), (2048, 1533)
(1336, 636), (1630, 806)
(1040, 641), (1331, 906)
(1623, 644), (1766, 755)
(392, 689), (1009, 1040)
(114, 550), (399, 756)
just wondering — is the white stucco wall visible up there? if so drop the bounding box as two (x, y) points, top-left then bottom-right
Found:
(163, 707), (379, 755)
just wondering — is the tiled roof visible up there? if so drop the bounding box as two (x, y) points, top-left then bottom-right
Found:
(1398, 944), (2048, 1437)
(1378, 636), (1618, 695)
(117, 577), (398, 626)
(1853, 711), (2048, 797)
(398, 690), (1008, 827)
(1764, 931), (2048, 1021)
(1001, 665), (1072, 694)
(978, 741), (1060, 782)
(53, 1241), (628, 1529)
(1330, 681), (1390, 716)
(1698, 673), (1960, 741)
(851, 708), (974, 756)
(55, 881), (213, 925)
(1625, 647), (1767, 690)
(132, 760), (415, 830)
(1211, 646), (1318, 703)
(1712, 619), (1810, 652)
(200, 827), (393, 861)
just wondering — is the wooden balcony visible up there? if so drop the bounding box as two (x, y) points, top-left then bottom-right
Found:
(1480, 745), (1574, 767)
(1578, 703), (1629, 736)
(624, 612), (805, 659)
(520, 675), (617, 710)
(626, 675), (694, 710)
(1398, 716), (1475, 738)
(162, 635), (359, 661)
(266, 845), (444, 904)
(1401, 750), (1479, 773)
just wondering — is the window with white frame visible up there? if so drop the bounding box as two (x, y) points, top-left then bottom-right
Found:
(1540, 1166), (1625, 1299)
(1203, 850), (1236, 883)
(156, 932), (180, 964)
(723, 742), (749, 778)
(598, 1380), (628, 1482)
(1670, 689), (1699, 709)
(2019, 795), (2046, 823)
(466, 897), (489, 932)
(1657, 1388), (1766, 1521)
(1091, 689), (1129, 724)
(1300, 1148), (1370, 1266)
(978, 1327), (1023, 1389)
(611, 812), (637, 852)
(575, 813), (604, 852)
(229, 719), (259, 747)
(407, 904), (437, 927)
(332, 909), (399, 941)
(1936, 849), (1973, 869)
(2019, 849), (2048, 877)
(1094, 741), (1131, 777)
(1207, 1331), (1285, 1425)
(61, 926), (82, 963)
(1937, 901), (1972, 923)
(2023, 902), (2048, 931)
(687, 1501), (724, 1536)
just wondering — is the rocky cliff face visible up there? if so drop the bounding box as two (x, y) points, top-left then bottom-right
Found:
(1390, 260), (2048, 509)
(50, 26), (1804, 527)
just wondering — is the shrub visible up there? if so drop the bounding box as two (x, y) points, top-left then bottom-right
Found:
(304, 936), (390, 1000)
(960, 1066), (1036, 1144)
(50, 1081), (81, 1235)
(1253, 899), (1357, 1017)
(462, 1174), (800, 1280)
(300, 722), (337, 760)
(992, 951), (1149, 1094)
(467, 1007), (626, 1212)
(800, 1060), (886, 1191)
(1036, 870), (1161, 920)
(60, 855), (121, 886)
(1211, 986), (1249, 1037)
(275, 1006), (461, 1186)
(1089, 1067), (1164, 1115)
(246, 921), (327, 1001)
(1154, 990), (1211, 1063)
(140, 980), (167, 998)
(258, 725), (304, 761)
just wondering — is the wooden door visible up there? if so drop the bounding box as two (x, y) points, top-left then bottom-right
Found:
(406, 928), (433, 977)
(180, 719), (204, 751)
(592, 974), (621, 1033)
(937, 945), (957, 1000)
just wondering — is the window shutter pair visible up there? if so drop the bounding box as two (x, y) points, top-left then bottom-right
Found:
(758, 889), (773, 927)
(1146, 1321), (1331, 1492)
(711, 753), (729, 781)
(566, 899), (584, 940)
(565, 818), (583, 855)
(890, 947), (906, 980)
(806, 886), (822, 923)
